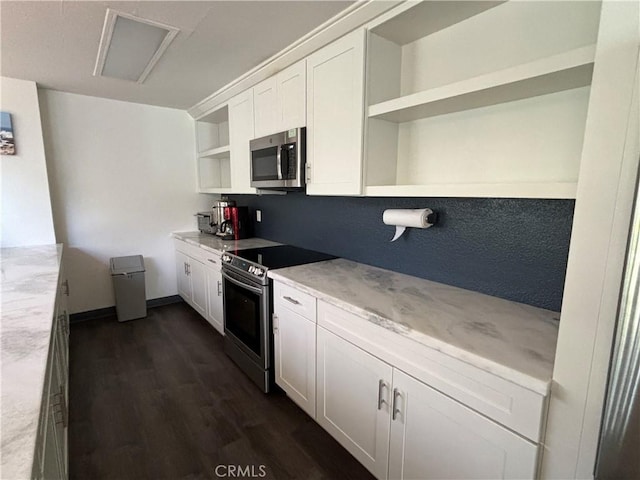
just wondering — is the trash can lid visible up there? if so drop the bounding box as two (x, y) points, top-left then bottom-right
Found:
(110, 255), (145, 275)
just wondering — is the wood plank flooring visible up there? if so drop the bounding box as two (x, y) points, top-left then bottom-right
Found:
(69, 302), (374, 480)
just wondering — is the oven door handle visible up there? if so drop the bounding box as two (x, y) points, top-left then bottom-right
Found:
(221, 269), (264, 295)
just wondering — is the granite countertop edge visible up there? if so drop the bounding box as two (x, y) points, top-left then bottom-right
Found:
(268, 267), (552, 396)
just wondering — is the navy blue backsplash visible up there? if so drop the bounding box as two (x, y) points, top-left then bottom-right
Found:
(230, 193), (574, 312)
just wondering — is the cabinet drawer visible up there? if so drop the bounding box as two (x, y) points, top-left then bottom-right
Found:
(174, 239), (221, 266)
(274, 282), (316, 322)
(318, 300), (547, 442)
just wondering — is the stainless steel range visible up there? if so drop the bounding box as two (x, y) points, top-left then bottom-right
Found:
(220, 245), (335, 392)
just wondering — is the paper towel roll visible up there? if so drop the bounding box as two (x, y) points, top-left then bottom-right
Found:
(382, 208), (435, 242)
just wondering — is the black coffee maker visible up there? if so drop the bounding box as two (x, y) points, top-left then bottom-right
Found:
(216, 206), (251, 240)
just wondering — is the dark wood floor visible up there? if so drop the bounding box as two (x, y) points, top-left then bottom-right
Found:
(69, 302), (374, 480)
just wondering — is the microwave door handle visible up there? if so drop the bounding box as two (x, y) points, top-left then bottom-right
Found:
(276, 145), (283, 180)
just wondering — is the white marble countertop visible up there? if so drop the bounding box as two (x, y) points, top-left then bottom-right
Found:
(269, 259), (559, 395)
(172, 231), (281, 253)
(1, 244), (63, 479)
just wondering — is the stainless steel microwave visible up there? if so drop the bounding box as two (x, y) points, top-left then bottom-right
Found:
(250, 127), (305, 190)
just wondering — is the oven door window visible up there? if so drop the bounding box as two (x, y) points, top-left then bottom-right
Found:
(224, 278), (263, 358)
(251, 146), (279, 182)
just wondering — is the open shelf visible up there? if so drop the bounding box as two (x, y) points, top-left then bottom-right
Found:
(198, 145), (230, 159)
(195, 104), (230, 193)
(368, 46), (595, 123)
(198, 155), (231, 193)
(196, 105), (229, 154)
(364, 182), (578, 200)
(363, 0), (600, 199)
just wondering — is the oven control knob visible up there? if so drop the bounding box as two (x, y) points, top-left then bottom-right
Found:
(249, 266), (255, 273)
(254, 268), (264, 276)
(222, 255), (231, 263)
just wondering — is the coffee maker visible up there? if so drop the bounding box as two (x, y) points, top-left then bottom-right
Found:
(216, 206), (251, 240)
(212, 198), (235, 231)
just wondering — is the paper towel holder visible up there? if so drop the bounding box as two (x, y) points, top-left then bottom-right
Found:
(382, 208), (438, 242)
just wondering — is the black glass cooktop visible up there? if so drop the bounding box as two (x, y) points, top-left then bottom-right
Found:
(229, 245), (335, 270)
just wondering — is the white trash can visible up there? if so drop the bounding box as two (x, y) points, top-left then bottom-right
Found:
(110, 255), (146, 322)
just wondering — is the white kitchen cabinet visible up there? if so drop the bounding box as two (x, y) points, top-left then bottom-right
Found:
(277, 60), (306, 132)
(228, 89), (256, 194)
(176, 250), (192, 301)
(388, 369), (538, 480)
(189, 258), (207, 318)
(253, 76), (278, 138)
(314, 298), (541, 480)
(273, 282), (317, 417)
(306, 29), (366, 196)
(205, 256), (224, 335)
(254, 60), (306, 138)
(35, 262), (69, 480)
(175, 250), (207, 318)
(316, 325), (392, 479)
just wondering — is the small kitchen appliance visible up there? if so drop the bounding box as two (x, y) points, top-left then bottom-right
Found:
(250, 127), (306, 190)
(221, 245), (335, 392)
(213, 198), (235, 231)
(196, 211), (216, 234)
(216, 206), (251, 240)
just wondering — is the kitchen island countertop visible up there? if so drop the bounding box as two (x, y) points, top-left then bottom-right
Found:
(269, 258), (559, 395)
(1, 244), (64, 479)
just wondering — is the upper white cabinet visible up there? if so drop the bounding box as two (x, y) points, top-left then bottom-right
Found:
(306, 29), (366, 196)
(254, 60), (307, 138)
(228, 89), (257, 194)
(195, 105), (231, 193)
(253, 76), (278, 138)
(364, 0), (601, 198)
(278, 60), (306, 132)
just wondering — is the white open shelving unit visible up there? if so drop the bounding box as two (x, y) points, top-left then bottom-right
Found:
(363, 0), (601, 198)
(195, 105), (231, 192)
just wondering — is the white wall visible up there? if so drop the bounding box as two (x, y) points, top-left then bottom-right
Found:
(39, 90), (213, 314)
(0, 77), (56, 247)
(541, 1), (640, 478)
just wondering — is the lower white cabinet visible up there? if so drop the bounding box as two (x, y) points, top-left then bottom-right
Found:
(388, 369), (538, 480)
(316, 326), (392, 479)
(175, 240), (224, 334)
(205, 259), (224, 334)
(314, 324), (539, 480)
(175, 250), (207, 318)
(35, 262), (69, 480)
(273, 282), (318, 417)
(273, 305), (316, 417)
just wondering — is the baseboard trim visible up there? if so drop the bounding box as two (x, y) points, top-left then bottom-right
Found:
(70, 295), (184, 323)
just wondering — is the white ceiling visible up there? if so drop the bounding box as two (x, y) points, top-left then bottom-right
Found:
(0, 1), (354, 110)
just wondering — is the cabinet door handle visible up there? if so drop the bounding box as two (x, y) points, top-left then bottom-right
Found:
(306, 163), (312, 183)
(392, 388), (402, 421)
(187, 263), (191, 276)
(208, 258), (217, 264)
(273, 313), (279, 333)
(283, 295), (301, 306)
(377, 380), (388, 410)
(217, 280), (222, 296)
(63, 279), (70, 296)
(184, 262), (187, 275)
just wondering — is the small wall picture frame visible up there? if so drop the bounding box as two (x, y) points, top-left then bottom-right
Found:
(1, 112), (16, 155)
